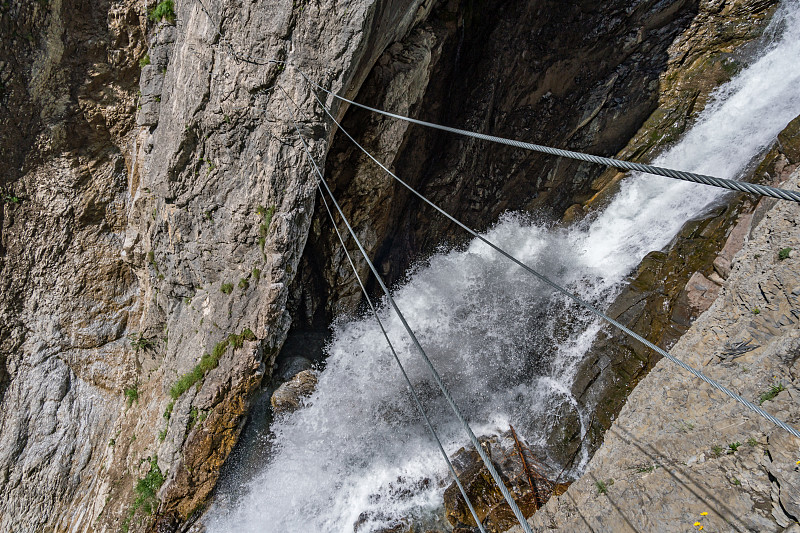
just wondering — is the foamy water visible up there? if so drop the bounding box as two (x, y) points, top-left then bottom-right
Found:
(207, 2), (800, 531)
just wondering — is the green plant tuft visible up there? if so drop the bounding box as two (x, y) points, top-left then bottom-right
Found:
(252, 268), (261, 280)
(238, 278), (249, 291)
(747, 437), (758, 447)
(169, 364), (205, 400)
(163, 401), (174, 419)
(132, 457), (165, 515)
(148, 0), (175, 23)
(759, 382), (785, 404)
(256, 205), (275, 244)
(128, 332), (153, 352)
(727, 441), (741, 454)
(712, 445), (724, 457)
(139, 54), (150, 68)
(188, 407), (208, 429)
(124, 386), (139, 407)
(220, 283), (233, 295)
(1, 193), (23, 204)
(168, 328), (256, 400)
(779, 247), (792, 260)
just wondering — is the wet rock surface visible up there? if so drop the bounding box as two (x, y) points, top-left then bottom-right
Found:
(570, 108), (800, 462)
(514, 169), (800, 532)
(443, 430), (568, 533)
(270, 369), (318, 415)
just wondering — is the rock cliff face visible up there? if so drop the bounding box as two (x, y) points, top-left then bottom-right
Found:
(296, 0), (711, 327)
(1, 0), (438, 530)
(515, 168), (800, 533)
(0, 1), (145, 530)
(0, 0), (789, 531)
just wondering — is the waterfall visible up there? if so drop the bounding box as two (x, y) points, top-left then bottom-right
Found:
(207, 2), (800, 531)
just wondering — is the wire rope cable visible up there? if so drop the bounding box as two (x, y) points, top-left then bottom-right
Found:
(316, 181), (488, 533)
(279, 87), (536, 533)
(292, 67), (800, 203)
(203, 23), (800, 202)
(302, 86), (800, 441)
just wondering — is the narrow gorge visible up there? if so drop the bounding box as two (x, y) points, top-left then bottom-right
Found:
(1, 1), (798, 532)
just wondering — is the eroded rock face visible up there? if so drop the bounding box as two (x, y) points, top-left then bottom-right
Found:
(295, 0), (712, 325)
(0, 1), (145, 531)
(519, 169), (800, 532)
(1, 0), (439, 530)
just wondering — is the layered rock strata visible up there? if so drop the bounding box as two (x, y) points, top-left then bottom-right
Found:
(1, 0), (438, 530)
(516, 169), (800, 532)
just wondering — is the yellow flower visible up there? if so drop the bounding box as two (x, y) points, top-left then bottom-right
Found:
(700, 512), (708, 516)
(694, 522), (701, 527)
(699, 527), (704, 531)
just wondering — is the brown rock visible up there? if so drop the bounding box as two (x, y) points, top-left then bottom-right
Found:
(444, 432), (563, 532)
(271, 370), (319, 414)
(777, 114), (800, 163)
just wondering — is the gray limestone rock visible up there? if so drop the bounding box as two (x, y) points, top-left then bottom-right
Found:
(513, 170), (800, 532)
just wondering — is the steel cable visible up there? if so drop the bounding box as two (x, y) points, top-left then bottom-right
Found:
(302, 86), (800, 441)
(279, 87), (536, 533)
(316, 174), (488, 533)
(293, 68), (800, 203)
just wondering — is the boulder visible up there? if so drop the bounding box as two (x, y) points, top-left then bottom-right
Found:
(270, 370), (318, 414)
(274, 356), (314, 383)
(444, 430), (568, 532)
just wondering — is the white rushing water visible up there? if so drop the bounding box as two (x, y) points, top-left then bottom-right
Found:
(208, 2), (800, 531)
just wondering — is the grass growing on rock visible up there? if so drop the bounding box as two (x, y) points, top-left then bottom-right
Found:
(124, 386), (139, 406)
(148, 0), (175, 23)
(188, 407), (208, 429)
(169, 329), (256, 400)
(128, 332), (153, 352)
(220, 282), (233, 295)
(595, 479), (612, 495)
(122, 456), (166, 531)
(133, 457), (164, 514)
(758, 382), (785, 404)
(256, 205), (275, 250)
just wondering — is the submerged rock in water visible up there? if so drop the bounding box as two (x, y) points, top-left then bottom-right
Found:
(270, 370), (318, 414)
(443, 430), (568, 532)
(274, 356), (314, 383)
